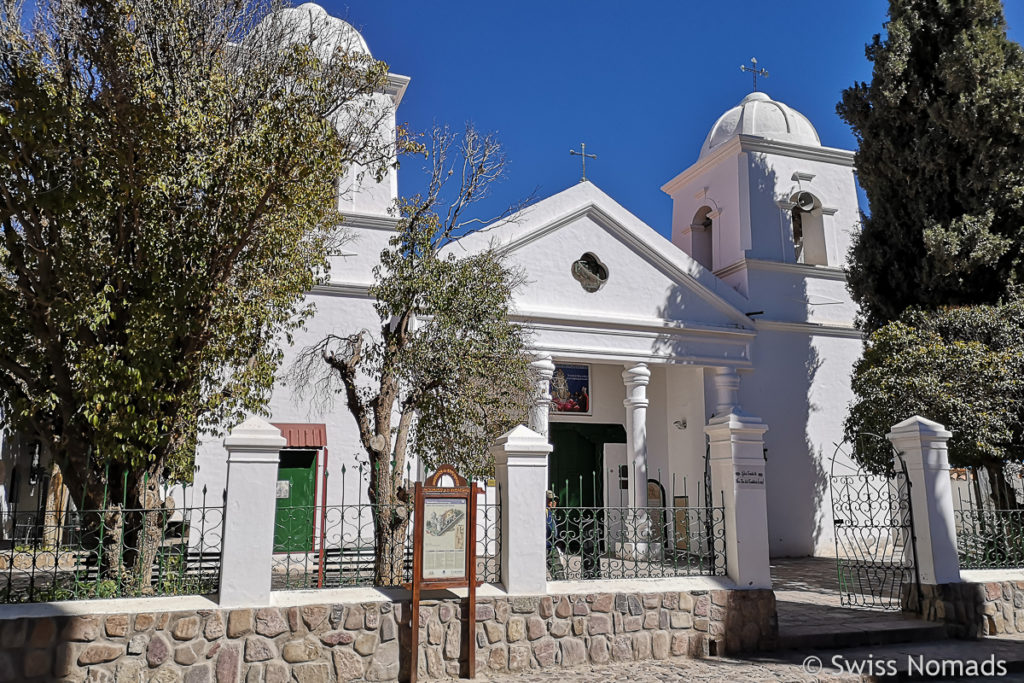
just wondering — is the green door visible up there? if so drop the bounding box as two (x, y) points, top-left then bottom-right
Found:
(548, 423), (626, 508)
(274, 450), (317, 553)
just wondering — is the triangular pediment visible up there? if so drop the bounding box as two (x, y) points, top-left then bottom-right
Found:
(451, 182), (752, 332)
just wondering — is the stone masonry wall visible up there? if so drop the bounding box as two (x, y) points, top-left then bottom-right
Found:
(904, 581), (1024, 638)
(0, 588), (776, 682)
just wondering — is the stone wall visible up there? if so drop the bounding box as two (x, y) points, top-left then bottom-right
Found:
(904, 581), (1024, 638)
(0, 587), (776, 682)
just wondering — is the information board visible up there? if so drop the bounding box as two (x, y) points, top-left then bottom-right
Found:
(422, 498), (468, 579)
(407, 464), (480, 682)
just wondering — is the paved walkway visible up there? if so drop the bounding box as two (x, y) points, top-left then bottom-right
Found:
(480, 636), (1024, 682)
(771, 557), (940, 647)
(477, 654), (858, 681)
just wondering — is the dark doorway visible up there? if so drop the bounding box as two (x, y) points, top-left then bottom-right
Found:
(548, 423), (626, 507)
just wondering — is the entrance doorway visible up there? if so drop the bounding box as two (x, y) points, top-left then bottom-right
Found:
(274, 449), (318, 553)
(548, 423), (626, 507)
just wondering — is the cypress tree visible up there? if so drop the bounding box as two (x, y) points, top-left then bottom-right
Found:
(838, 0), (1024, 330)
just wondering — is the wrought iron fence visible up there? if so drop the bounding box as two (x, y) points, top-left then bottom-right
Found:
(547, 469), (726, 580)
(952, 464), (1024, 569)
(955, 508), (1024, 569)
(829, 437), (919, 612)
(0, 488), (223, 603)
(271, 464), (501, 590)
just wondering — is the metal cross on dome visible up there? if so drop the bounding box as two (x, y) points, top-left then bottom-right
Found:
(569, 142), (597, 182)
(740, 57), (769, 91)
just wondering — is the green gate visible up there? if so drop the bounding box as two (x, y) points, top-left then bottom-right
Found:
(274, 450), (317, 553)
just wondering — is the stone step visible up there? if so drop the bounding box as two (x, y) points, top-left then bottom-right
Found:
(777, 620), (948, 651)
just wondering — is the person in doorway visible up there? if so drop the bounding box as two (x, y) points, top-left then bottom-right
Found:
(546, 491), (565, 580)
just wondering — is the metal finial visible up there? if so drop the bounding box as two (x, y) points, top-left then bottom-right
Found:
(739, 57), (769, 91)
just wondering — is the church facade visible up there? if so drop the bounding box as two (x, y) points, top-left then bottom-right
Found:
(195, 6), (865, 558)
(1, 5), (864, 559)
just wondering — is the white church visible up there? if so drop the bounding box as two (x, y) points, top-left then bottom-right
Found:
(1, 4), (864, 560)
(196, 4), (864, 559)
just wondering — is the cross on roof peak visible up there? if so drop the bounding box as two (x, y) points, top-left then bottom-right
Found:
(569, 142), (597, 183)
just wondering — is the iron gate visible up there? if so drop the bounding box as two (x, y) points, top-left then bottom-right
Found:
(828, 436), (921, 611)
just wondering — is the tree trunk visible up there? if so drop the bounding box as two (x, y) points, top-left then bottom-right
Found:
(984, 462), (1023, 511)
(373, 506), (410, 586)
(369, 453), (410, 586)
(80, 464), (168, 595)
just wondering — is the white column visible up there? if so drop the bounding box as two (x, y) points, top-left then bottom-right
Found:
(219, 417), (285, 607)
(492, 425), (552, 594)
(528, 354), (555, 439)
(704, 368), (771, 589)
(887, 416), (961, 585)
(622, 363), (651, 509)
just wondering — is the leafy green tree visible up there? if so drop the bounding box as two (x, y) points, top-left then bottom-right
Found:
(0, 0), (400, 585)
(838, 0), (1024, 331)
(844, 299), (1024, 508)
(297, 125), (533, 585)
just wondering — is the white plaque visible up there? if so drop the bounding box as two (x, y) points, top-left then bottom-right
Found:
(276, 481), (290, 499)
(422, 498), (468, 580)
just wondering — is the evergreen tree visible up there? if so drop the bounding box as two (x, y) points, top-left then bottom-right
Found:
(838, 0), (1024, 331)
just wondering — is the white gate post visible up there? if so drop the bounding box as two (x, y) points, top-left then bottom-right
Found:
(705, 414), (771, 589)
(887, 416), (961, 585)
(703, 368), (771, 589)
(219, 417), (285, 607)
(492, 425), (551, 594)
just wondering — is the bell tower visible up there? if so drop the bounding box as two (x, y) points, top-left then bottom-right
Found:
(661, 91), (860, 324)
(271, 3), (411, 287)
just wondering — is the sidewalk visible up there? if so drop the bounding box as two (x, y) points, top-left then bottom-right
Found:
(479, 634), (1024, 682)
(477, 654), (858, 681)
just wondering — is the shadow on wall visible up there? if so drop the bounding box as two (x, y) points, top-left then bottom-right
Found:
(652, 151), (833, 557)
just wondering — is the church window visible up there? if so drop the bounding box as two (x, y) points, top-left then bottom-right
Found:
(690, 206), (714, 270)
(790, 192), (827, 266)
(571, 253), (609, 292)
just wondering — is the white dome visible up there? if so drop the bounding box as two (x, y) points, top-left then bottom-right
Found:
(249, 3), (371, 62)
(699, 92), (820, 159)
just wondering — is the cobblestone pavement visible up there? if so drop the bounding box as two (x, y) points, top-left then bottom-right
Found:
(479, 635), (1024, 683)
(476, 653), (857, 681)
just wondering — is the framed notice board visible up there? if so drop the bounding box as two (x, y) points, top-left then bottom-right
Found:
(408, 464), (481, 681)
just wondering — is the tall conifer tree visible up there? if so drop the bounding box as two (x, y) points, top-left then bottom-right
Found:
(838, 0), (1024, 331)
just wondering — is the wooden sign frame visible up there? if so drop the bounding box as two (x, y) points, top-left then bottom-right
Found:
(408, 464), (481, 682)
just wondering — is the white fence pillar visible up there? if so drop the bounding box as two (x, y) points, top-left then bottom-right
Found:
(887, 416), (961, 585)
(705, 412), (771, 589)
(219, 417), (285, 607)
(492, 425), (551, 594)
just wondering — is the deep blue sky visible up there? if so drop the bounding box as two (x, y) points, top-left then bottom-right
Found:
(327, 1), (1024, 238)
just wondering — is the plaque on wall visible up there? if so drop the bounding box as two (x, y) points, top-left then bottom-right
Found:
(551, 363), (591, 414)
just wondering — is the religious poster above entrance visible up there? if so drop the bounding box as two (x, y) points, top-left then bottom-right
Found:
(551, 363), (591, 414)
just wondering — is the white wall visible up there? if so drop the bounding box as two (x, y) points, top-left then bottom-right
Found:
(740, 328), (861, 557)
(192, 282), (404, 517)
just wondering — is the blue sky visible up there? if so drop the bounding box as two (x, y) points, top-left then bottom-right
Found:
(329, 1), (1024, 238)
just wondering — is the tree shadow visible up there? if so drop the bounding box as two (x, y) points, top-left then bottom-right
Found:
(652, 151), (835, 558)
